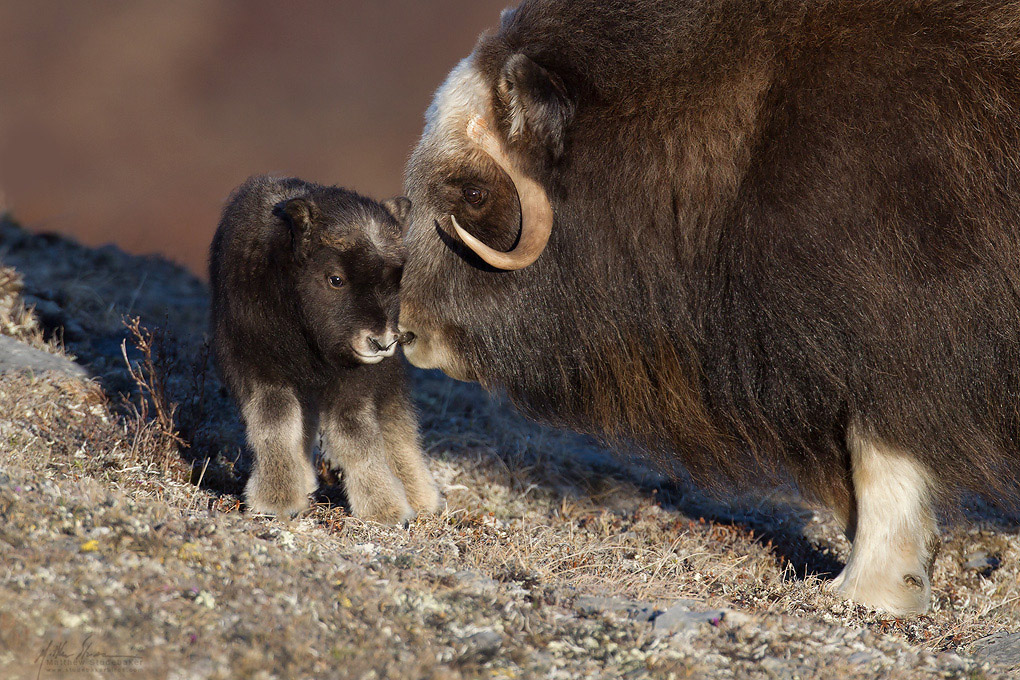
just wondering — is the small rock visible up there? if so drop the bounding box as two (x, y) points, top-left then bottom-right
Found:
(760, 657), (793, 678)
(847, 650), (878, 665)
(457, 629), (502, 664)
(935, 652), (969, 672)
(58, 611), (89, 628)
(963, 550), (1000, 573)
(277, 530), (295, 549)
(0, 334), (87, 379)
(652, 601), (726, 633)
(450, 570), (499, 597)
(194, 591), (216, 609)
(575, 595), (657, 623)
(970, 631), (1020, 670)
(354, 543), (378, 556)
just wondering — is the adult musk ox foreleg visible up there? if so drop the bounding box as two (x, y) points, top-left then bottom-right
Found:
(830, 423), (939, 615)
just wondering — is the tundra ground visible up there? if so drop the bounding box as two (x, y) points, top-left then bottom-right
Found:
(0, 216), (1017, 679)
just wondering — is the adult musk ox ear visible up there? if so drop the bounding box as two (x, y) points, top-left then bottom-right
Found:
(382, 197), (412, 228)
(275, 197), (318, 260)
(497, 53), (574, 160)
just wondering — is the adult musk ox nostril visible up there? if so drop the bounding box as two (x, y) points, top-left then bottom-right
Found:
(398, 0), (1020, 616)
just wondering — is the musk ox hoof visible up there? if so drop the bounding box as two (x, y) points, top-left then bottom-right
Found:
(351, 493), (415, 526)
(244, 462), (318, 517)
(829, 564), (932, 616)
(831, 425), (939, 616)
(405, 476), (442, 516)
(340, 465), (417, 525)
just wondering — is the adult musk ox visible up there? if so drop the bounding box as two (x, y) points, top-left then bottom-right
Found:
(398, 0), (1020, 615)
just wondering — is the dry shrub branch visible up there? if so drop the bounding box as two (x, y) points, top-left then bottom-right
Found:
(121, 316), (187, 475)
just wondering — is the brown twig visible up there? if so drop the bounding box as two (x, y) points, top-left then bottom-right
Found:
(121, 316), (186, 473)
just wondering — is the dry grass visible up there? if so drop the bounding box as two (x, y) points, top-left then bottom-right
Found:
(0, 265), (45, 348)
(304, 379), (1020, 653)
(0, 370), (192, 493)
(119, 317), (188, 470)
(0, 216), (1017, 678)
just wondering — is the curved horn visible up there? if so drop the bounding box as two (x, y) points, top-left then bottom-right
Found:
(449, 116), (553, 270)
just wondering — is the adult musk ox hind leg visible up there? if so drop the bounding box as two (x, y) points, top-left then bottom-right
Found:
(830, 423), (939, 616)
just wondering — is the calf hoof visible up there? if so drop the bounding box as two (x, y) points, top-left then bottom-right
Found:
(344, 475), (416, 525)
(406, 477), (443, 516)
(353, 495), (416, 525)
(829, 566), (932, 616)
(244, 464), (318, 517)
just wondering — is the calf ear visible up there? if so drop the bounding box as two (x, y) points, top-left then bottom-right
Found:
(382, 196), (412, 228)
(497, 53), (574, 160)
(499, 6), (517, 28)
(274, 197), (317, 259)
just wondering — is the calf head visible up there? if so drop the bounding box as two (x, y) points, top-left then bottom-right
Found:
(276, 193), (411, 366)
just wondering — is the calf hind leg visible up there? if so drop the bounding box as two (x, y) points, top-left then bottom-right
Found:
(829, 425), (939, 616)
(379, 399), (441, 515)
(321, 403), (414, 525)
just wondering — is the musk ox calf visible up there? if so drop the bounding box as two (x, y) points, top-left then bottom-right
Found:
(397, 0), (1020, 614)
(210, 175), (440, 523)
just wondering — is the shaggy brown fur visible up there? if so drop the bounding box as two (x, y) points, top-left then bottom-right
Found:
(399, 0), (1020, 613)
(210, 176), (440, 521)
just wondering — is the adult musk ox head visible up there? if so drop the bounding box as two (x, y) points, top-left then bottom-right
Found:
(400, 2), (733, 448)
(400, 0), (1020, 616)
(400, 49), (572, 383)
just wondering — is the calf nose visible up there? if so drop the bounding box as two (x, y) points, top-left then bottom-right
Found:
(368, 335), (396, 352)
(354, 329), (399, 363)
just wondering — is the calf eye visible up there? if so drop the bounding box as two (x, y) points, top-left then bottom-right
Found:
(462, 185), (487, 206)
(327, 275), (345, 288)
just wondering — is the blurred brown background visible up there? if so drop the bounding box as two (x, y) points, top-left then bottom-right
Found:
(0, 0), (507, 276)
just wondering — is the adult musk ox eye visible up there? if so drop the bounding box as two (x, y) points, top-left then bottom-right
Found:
(462, 185), (487, 206)
(327, 275), (345, 288)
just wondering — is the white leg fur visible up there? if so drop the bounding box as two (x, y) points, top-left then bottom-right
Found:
(380, 402), (442, 515)
(831, 425), (938, 615)
(321, 403), (414, 525)
(242, 386), (318, 516)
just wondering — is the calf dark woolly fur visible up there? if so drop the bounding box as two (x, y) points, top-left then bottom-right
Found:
(399, 0), (1020, 614)
(210, 176), (439, 522)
